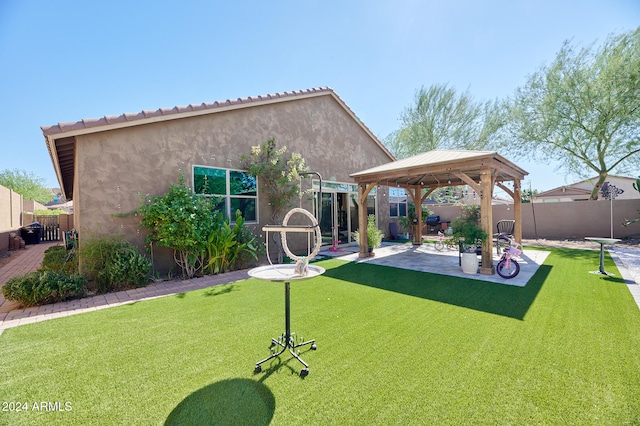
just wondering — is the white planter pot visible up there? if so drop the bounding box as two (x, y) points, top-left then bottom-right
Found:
(461, 252), (479, 274)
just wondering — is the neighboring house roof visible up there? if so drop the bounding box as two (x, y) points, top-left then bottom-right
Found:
(534, 175), (640, 201)
(42, 87), (394, 199)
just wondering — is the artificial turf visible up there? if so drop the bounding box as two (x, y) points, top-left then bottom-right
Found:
(0, 247), (639, 425)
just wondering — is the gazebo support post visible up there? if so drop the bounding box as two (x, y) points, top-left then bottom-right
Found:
(357, 183), (376, 258)
(480, 170), (495, 275)
(408, 185), (423, 245)
(513, 179), (523, 243)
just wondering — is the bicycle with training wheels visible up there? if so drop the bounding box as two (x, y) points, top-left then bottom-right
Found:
(434, 230), (457, 251)
(496, 237), (522, 279)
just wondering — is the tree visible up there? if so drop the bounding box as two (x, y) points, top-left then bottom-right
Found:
(0, 169), (53, 204)
(508, 28), (640, 199)
(241, 138), (308, 223)
(386, 83), (506, 159)
(241, 138), (308, 262)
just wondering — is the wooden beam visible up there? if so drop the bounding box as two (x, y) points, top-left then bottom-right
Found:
(408, 186), (423, 245)
(452, 171), (481, 194)
(496, 182), (515, 200)
(480, 169), (494, 275)
(357, 182), (377, 258)
(513, 179), (523, 243)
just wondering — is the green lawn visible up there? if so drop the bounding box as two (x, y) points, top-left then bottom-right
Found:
(1, 247), (639, 425)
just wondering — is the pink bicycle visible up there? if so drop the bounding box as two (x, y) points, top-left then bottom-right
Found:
(496, 237), (522, 279)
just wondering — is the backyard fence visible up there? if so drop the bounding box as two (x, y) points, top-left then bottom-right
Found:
(427, 198), (640, 240)
(34, 215), (61, 242)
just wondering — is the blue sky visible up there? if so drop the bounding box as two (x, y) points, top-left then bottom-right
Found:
(1, 0), (638, 193)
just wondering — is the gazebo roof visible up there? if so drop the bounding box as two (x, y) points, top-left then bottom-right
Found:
(350, 149), (528, 188)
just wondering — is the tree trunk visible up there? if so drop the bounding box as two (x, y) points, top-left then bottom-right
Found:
(271, 210), (284, 264)
(590, 173), (608, 200)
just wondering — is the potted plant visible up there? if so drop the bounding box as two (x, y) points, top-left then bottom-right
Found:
(353, 214), (384, 256)
(398, 215), (412, 239)
(450, 205), (487, 274)
(398, 203), (433, 240)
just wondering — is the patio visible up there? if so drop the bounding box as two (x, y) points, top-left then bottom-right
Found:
(319, 242), (550, 287)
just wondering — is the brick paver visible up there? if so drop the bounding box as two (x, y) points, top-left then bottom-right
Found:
(0, 243), (249, 332)
(0, 242), (58, 316)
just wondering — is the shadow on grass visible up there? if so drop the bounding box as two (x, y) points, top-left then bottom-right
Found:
(203, 284), (237, 297)
(323, 261), (551, 320)
(165, 378), (275, 425)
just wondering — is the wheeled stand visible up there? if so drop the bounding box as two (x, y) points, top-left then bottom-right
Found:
(254, 281), (316, 377)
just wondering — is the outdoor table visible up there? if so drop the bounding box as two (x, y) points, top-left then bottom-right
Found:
(585, 237), (621, 276)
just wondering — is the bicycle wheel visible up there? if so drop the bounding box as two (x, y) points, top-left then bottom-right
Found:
(496, 258), (520, 279)
(434, 241), (444, 251)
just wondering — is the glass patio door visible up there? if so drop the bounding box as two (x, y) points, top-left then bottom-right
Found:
(319, 191), (351, 246)
(320, 193), (335, 246)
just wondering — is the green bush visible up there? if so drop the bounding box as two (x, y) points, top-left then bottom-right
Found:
(80, 236), (152, 294)
(205, 210), (261, 274)
(1, 271), (87, 306)
(137, 175), (219, 278)
(41, 245), (78, 274)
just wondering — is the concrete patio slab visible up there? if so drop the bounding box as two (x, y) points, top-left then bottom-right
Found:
(319, 242), (550, 287)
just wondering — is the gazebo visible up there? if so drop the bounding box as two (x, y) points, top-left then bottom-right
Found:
(350, 149), (528, 275)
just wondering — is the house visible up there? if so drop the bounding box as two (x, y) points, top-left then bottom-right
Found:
(42, 87), (395, 272)
(533, 175), (640, 203)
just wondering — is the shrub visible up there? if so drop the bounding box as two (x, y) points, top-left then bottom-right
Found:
(205, 210), (261, 274)
(41, 245), (78, 274)
(1, 271), (87, 306)
(80, 236), (152, 294)
(137, 175), (219, 278)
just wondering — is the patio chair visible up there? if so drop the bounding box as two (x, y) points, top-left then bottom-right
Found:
(494, 220), (515, 255)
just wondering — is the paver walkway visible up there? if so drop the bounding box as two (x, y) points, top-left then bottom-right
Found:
(1, 240), (638, 333)
(0, 241), (58, 315)
(0, 242), (248, 332)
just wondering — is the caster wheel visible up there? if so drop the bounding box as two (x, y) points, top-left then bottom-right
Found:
(311, 343), (317, 350)
(300, 368), (309, 377)
(254, 365), (262, 374)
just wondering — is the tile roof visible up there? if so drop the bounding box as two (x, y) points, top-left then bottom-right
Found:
(42, 87), (395, 200)
(41, 87), (364, 136)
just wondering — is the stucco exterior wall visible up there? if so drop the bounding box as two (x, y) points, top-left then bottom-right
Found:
(73, 94), (393, 271)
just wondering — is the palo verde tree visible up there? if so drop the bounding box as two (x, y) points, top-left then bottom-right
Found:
(508, 28), (640, 199)
(386, 84), (507, 203)
(0, 168), (54, 204)
(385, 83), (506, 159)
(241, 138), (308, 262)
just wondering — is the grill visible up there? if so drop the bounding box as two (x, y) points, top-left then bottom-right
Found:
(426, 215), (441, 227)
